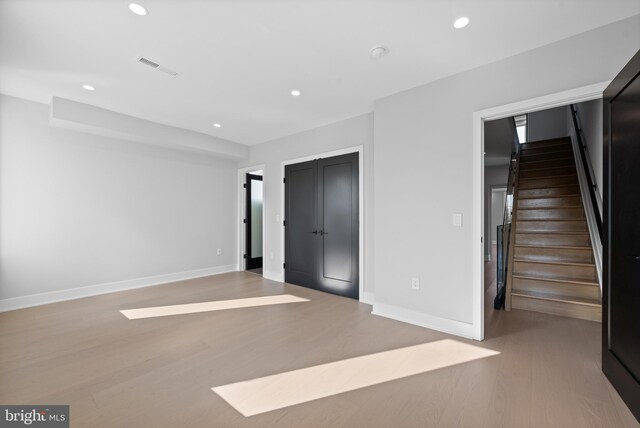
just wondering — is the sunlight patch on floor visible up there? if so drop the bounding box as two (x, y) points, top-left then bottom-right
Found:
(120, 295), (309, 319)
(212, 338), (500, 416)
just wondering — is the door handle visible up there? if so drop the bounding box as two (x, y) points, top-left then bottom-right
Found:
(312, 230), (318, 234)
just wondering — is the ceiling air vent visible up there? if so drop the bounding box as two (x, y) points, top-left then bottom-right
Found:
(136, 56), (179, 77)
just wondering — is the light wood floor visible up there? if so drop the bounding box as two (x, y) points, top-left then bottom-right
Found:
(0, 271), (637, 427)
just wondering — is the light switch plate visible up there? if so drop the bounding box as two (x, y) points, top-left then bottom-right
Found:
(452, 213), (463, 227)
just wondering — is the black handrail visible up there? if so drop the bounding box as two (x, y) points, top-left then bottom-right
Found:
(569, 104), (603, 243)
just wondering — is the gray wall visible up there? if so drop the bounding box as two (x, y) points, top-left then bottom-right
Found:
(373, 15), (639, 325)
(527, 106), (569, 142)
(574, 99), (603, 202)
(484, 118), (514, 166)
(239, 113), (375, 293)
(0, 94), (238, 301)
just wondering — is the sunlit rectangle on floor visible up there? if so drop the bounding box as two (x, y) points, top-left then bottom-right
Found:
(120, 294), (309, 319)
(212, 339), (500, 416)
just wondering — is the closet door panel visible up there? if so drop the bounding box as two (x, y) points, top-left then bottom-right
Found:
(321, 162), (353, 282)
(284, 160), (318, 289)
(317, 153), (359, 299)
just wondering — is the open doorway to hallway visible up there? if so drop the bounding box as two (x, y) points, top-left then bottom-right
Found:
(482, 99), (603, 322)
(243, 169), (264, 276)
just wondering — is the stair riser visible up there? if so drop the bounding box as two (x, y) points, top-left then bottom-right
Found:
(520, 139), (571, 150)
(518, 197), (582, 209)
(514, 246), (593, 264)
(516, 220), (588, 233)
(514, 260), (597, 282)
(520, 151), (574, 163)
(516, 233), (591, 247)
(520, 158), (576, 170)
(512, 277), (600, 300)
(519, 167), (576, 179)
(519, 176), (578, 188)
(518, 186), (581, 198)
(512, 295), (601, 322)
(517, 208), (585, 221)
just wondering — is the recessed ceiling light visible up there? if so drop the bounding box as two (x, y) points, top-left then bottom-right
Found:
(213, 123), (221, 128)
(291, 90), (301, 97)
(129, 3), (148, 16)
(82, 84), (95, 91)
(454, 16), (470, 29)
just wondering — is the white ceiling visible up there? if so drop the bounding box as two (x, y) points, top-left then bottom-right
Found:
(1, 1), (638, 146)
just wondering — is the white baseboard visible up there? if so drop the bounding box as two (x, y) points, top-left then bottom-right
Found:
(263, 270), (284, 283)
(372, 301), (477, 340)
(0, 264), (238, 313)
(360, 291), (375, 305)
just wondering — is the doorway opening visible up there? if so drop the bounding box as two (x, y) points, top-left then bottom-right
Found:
(245, 170), (263, 275)
(473, 81), (608, 340)
(237, 165), (265, 277)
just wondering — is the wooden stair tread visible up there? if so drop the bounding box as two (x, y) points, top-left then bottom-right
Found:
(518, 184), (579, 190)
(517, 194), (581, 199)
(517, 230), (589, 234)
(513, 259), (595, 268)
(518, 165), (576, 173)
(518, 183), (577, 188)
(519, 174), (577, 181)
(521, 139), (571, 148)
(512, 274), (599, 287)
(520, 146), (572, 153)
(520, 151), (573, 158)
(517, 206), (582, 210)
(511, 289), (600, 307)
(514, 244), (591, 250)
(520, 154), (574, 161)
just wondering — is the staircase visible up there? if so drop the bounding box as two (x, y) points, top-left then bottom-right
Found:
(510, 137), (601, 322)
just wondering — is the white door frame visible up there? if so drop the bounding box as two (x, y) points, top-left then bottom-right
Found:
(280, 145), (365, 302)
(472, 81), (609, 340)
(237, 164), (266, 272)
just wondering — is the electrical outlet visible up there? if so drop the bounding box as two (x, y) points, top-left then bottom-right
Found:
(216, 248), (223, 256)
(411, 277), (420, 290)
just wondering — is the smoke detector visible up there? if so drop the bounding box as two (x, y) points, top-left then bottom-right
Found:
(369, 45), (389, 60)
(136, 56), (179, 77)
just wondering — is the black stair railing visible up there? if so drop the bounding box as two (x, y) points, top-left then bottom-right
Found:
(494, 118), (520, 310)
(569, 104), (603, 243)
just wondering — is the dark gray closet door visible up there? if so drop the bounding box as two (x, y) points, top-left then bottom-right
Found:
(603, 49), (640, 422)
(317, 153), (359, 298)
(284, 153), (359, 299)
(284, 160), (319, 290)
